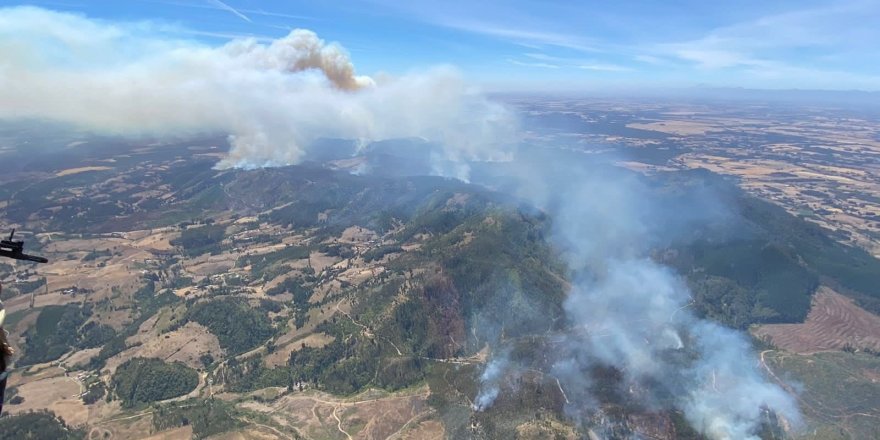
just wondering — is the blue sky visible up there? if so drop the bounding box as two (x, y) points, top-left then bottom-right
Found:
(13, 0), (880, 91)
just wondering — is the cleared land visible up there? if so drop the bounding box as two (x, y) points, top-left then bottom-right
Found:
(8, 374), (89, 426)
(754, 287), (880, 354)
(264, 332), (334, 368)
(107, 322), (223, 372)
(238, 387), (441, 440)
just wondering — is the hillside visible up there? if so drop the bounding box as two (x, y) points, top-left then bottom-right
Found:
(0, 139), (878, 439)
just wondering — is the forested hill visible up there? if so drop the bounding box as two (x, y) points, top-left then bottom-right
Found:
(3, 144), (879, 438)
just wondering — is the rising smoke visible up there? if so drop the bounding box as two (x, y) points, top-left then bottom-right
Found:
(0, 6), (515, 175)
(472, 353), (509, 412)
(222, 28), (374, 91)
(1, 6), (800, 439)
(474, 161), (802, 439)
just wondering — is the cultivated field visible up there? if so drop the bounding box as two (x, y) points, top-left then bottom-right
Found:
(753, 287), (880, 354)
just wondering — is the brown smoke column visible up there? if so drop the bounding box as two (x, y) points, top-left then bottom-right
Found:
(259, 29), (372, 91)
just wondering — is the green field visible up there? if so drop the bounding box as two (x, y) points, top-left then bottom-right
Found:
(764, 351), (880, 440)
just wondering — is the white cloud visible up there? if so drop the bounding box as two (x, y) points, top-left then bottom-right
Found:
(366, 0), (878, 90)
(507, 58), (559, 69)
(436, 18), (600, 52)
(517, 52), (632, 72)
(577, 63), (631, 72)
(633, 54), (665, 65)
(657, 1), (880, 71)
(667, 46), (757, 70)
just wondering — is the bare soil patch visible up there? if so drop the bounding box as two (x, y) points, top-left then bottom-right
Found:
(264, 333), (335, 368)
(339, 226), (378, 244)
(309, 251), (339, 273)
(62, 347), (103, 368)
(628, 121), (721, 136)
(393, 419), (445, 439)
(93, 411), (158, 440)
(130, 230), (178, 251)
(4, 291), (80, 314)
(209, 428), (282, 440)
(9, 374), (87, 425)
(138, 426), (194, 440)
(107, 321), (222, 372)
(56, 166), (113, 177)
(238, 387), (433, 440)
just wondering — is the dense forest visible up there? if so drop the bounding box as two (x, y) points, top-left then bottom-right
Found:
(171, 223), (227, 256)
(19, 303), (114, 366)
(151, 398), (244, 439)
(111, 357), (199, 407)
(237, 245), (310, 280)
(665, 178), (880, 327)
(185, 298), (274, 354)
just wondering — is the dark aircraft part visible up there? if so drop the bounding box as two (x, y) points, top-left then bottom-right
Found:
(0, 229), (48, 263)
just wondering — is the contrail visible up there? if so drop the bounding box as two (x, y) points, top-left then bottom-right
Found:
(242, 8), (315, 21)
(207, 0), (251, 23)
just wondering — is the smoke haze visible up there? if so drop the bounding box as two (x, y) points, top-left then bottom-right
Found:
(0, 6), (515, 174)
(474, 160), (801, 439)
(473, 353), (509, 411)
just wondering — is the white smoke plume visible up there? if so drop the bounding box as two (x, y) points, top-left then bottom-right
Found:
(560, 261), (800, 439)
(473, 352), (510, 411)
(534, 163), (801, 439)
(1, 6), (801, 439)
(469, 158), (800, 438)
(0, 6), (515, 173)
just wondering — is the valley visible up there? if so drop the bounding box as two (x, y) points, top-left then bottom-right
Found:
(1, 99), (880, 439)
